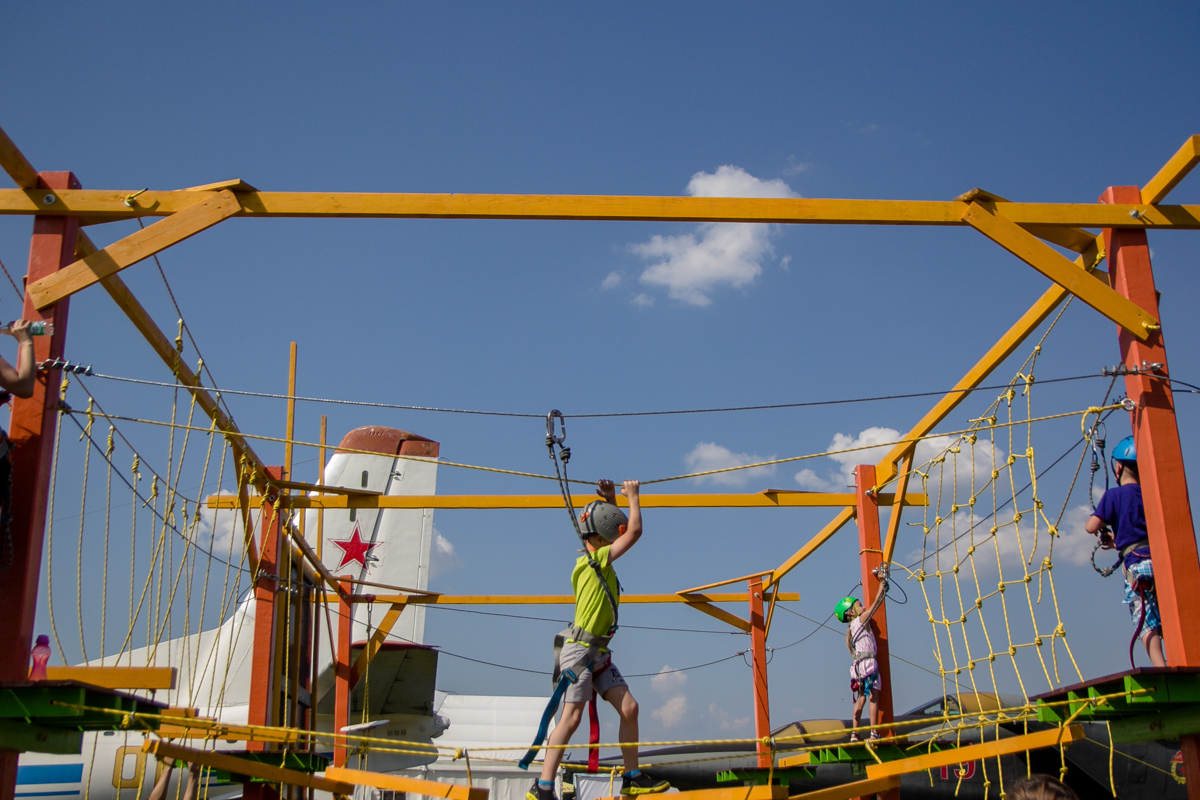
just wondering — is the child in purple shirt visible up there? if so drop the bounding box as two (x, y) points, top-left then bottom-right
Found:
(1085, 435), (1166, 667)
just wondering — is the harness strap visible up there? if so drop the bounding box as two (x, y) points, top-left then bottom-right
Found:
(519, 670), (577, 770)
(1121, 538), (1151, 559)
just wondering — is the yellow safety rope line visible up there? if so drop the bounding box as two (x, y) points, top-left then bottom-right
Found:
(75, 397), (95, 662)
(45, 377), (68, 664)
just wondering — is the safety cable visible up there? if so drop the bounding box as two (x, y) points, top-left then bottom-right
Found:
(87, 370), (1108, 419)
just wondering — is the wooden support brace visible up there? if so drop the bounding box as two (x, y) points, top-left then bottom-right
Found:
(351, 602), (406, 687)
(767, 508), (854, 590)
(1142, 135), (1200, 205)
(43, 666), (176, 690)
(142, 740), (354, 794)
(29, 190), (241, 309)
(599, 786), (786, 800)
(881, 451), (914, 567)
(684, 600), (751, 632)
(786, 776), (901, 800)
(864, 725), (1083, 779)
(324, 766), (488, 800)
(0, 126), (38, 189)
(961, 201), (1156, 340)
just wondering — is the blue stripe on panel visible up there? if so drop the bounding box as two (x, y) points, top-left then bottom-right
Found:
(16, 765), (85, 785)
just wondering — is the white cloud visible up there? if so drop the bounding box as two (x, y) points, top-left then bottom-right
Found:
(429, 529), (463, 578)
(632, 166), (797, 306)
(684, 442), (777, 487)
(650, 666), (687, 694)
(709, 703), (751, 732)
(652, 694), (689, 727)
(631, 293), (655, 308)
(779, 254), (792, 272)
(191, 494), (254, 560)
(783, 157), (811, 177)
(795, 426), (1005, 500)
(601, 271), (623, 290)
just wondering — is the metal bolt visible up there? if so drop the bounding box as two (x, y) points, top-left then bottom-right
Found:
(42, 194), (55, 206)
(1129, 209), (1143, 219)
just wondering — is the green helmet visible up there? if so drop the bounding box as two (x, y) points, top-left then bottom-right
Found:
(834, 596), (858, 623)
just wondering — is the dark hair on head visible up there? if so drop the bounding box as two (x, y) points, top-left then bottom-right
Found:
(1006, 775), (1079, 800)
(1120, 460), (1140, 480)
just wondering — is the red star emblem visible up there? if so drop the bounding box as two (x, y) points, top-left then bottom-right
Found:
(329, 523), (381, 572)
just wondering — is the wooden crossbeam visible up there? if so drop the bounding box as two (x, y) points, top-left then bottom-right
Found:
(143, 740), (354, 794)
(2, 188), (1199, 229)
(1142, 135), (1200, 205)
(0, 126), (38, 189)
(787, 776), (901, 800)
(962, 201), (1157, 339)
(29, 191), (242, 309)
(268, 480), (381, 497)
(43, 666), (176, 690)
(864, 725), (1084, 779)
(600, 786), (786, 800)
(351, 602), (405, 687)
(206, 492), (926, 510)
(325, 766), (488, 800)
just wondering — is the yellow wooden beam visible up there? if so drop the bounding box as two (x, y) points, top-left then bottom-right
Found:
(684, 601), (752, 632)
(29, 190), (242, 309)
(325, 767), (487, 800)
(143, 740), (355, 794)
(679, 571), (773, 594)
(43, 666), (177, 690)
(962, 201), (1156, 339)
(599, 786), (786, 800)
(206, 492), (927, 510)
(787, 776), (901, 800)
(864, 725), (1084, 780)
(1142, 135), (1200, 205)
(0, 125), (39, 189)
(351, 602), (405, 687)
(321, 592), (799, 606)
(766, 507), (855, 590)
(881, 451), (914, 566)
(2, 188), (1199, 228)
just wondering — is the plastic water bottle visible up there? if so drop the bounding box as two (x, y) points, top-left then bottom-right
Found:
(1, 320), (53, 336)
(29, 635), (51, 681)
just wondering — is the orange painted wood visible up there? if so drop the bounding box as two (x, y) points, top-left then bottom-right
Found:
(334, 575), (353, 768)
(854, 465), (897, 800)
(0, 171), (79, 800)
(1102, 185), (1200, 800)
(246, 466), (284, 754)
(748, 576), (771, 768)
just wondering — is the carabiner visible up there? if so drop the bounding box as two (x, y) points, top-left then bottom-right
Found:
(546, 409), (567, 447)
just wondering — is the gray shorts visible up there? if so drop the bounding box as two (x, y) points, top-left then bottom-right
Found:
(560, 641), (627, 703)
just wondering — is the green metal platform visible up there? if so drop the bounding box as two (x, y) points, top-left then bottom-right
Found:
(1031, 667), (1200, 744)
(0, 680), (167, 755)
(715, 766), (816, 785)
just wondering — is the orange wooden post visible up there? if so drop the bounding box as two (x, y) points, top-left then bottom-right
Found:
(334, 576), (353, 768)
(1101, 185), (1200, 798)
(246, 467), (284, 755)
(748, 575), (771, 769)
(0, 171), (78, 800)
(855, 465), (898, 800)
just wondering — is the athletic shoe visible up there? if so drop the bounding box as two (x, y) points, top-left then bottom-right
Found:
(848, 732), (860, 743)
(621, 773), (670, 795)
(526, 782), (556, 800)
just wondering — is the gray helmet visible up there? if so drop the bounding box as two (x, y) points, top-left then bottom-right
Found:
(579, 500), (628, 543)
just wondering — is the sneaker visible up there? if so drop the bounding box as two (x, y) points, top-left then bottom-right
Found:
(621, 772), (670, 795)
(527, 782), (556, 800)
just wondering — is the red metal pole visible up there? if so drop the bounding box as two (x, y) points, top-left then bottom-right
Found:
(0, 171), (78, 800)
(334, 576), (353, 768)
(748, 575), (771, 769)
(246, 467), (284, 754)
(855, 465), (897, 800)
(1100, 186), (1200, 798)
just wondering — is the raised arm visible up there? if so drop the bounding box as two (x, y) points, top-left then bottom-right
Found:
(858, 565), (889, 626)
(608, 480), (642, 563)
(0, 321), (36, 398)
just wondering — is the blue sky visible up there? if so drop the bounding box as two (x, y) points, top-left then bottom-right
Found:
(3, 2), (1200, 748)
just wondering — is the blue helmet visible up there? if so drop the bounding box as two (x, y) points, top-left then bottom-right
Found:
(1111, 435), (1137, 475)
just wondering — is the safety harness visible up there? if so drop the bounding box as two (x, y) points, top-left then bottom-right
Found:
(519, 411), (621, 772)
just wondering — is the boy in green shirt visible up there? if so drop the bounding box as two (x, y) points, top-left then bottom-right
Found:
(528, 479), (669, 800)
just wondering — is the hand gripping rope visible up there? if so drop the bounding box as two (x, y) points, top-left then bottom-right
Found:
(519, 411), (621, 771)
(1087, 431), (1122, 578)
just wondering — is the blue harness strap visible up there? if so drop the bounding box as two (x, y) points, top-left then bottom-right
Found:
(519, 669), (578, 770)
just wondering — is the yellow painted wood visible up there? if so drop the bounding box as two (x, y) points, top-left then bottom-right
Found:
(205, 492), (926, 510)
(787, 775), (900, 800)
(285, 342), (297, 479)
(0, 125), (39, 189)
(881, 451), (914, 566)
(143, 740), (355, 794)
(183, 178), (259, 192)
(1, 188), (1198, 229)
(767, 508), (855, 589)
(351, 603), (405, 685)
(1142, 135), (1200, 205)
(269, 479), (380, 497)
(325, 766), (488, 800)
(598, 785), (786, 800)
(962, 202), (1156, 339)
(864, 725), (1084, 779)
(683, 601), (752, 632)
(679, 571), (774, 594)
(29, 191), (241, 309)
(42, 666), (177, 689)
(321, 592), (799, 606)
